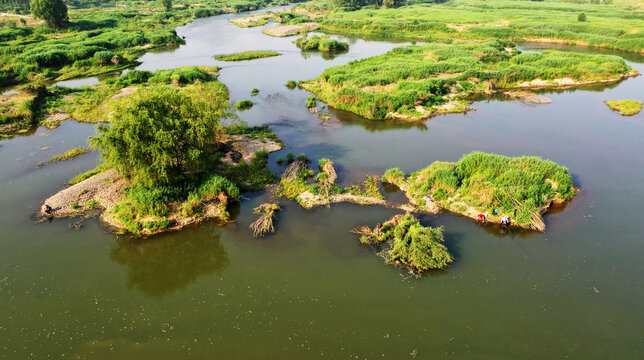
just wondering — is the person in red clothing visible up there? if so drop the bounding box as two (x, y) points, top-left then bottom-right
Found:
(477, 213), (487, 223)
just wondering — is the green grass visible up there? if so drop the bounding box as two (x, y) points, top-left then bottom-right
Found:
(308, 0), (644, 53)
(294, 35), (349, 52)
(56, 66), (223, 123)
(385, 152), (577, 228)
(214, 50), (281, 61)
(301, 40), (633, 120)
(604, 100), (642, 115)
(46, 147), (89, 163)
(68, 163), (108, 184)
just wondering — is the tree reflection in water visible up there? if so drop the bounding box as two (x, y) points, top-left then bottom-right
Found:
(110, 227), (230, 297)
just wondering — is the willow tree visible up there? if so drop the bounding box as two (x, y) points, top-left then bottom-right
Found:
(30, 0), (68, 29)
(90, 87), (224, 185)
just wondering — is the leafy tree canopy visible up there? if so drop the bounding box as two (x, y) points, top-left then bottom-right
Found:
(91, 86), (226, 186)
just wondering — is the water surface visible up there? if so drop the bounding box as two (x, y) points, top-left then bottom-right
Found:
(1, 7), (643, 359)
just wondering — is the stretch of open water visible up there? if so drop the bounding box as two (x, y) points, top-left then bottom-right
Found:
(1, 6), (643, 359)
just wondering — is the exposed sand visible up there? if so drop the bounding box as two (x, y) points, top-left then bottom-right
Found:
(263, 22), (320, 37)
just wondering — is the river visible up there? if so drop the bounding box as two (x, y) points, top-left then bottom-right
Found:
(1, 6), (643, 359)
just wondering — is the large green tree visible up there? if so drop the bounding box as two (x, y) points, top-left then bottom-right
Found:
(30, 0), (68, 29)
(91, 87), (224, 185)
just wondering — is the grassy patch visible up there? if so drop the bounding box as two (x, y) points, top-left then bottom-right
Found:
(46, 147), (89, 163)
(604, 100), (642, 115)
(236, 99), (253, 109)
(310, 0), (644, 53)
(295, 35), (349, 53)
(57, 66), (223, 123)
(301, 40), (633, 120)
(390, 152), (576, 228)
(214, 51), (281, 61)
(69, 163), (108, 185)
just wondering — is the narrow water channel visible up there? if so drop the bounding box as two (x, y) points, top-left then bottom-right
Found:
(1, 7), (643, 359)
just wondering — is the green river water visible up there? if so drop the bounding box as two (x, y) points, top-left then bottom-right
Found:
(1, 6), (643, 359)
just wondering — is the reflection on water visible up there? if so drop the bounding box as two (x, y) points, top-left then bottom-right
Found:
(110, 226), (230, 297)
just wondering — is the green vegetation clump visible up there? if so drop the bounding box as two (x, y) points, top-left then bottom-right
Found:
(604, 100), (642, 116)
(221, 150), (279, 192)
(236, 99), (253, 109)
(69, 164), (108, 185)
(251, 88), (259, 95)
(577, 12), (587, 22)
(295, 35), (349, 53)
(58, 66), (222, 123)
(301, 40), (633, 120)
(360, 214), (453, 274)
(46, 147), (89, 163)
(306, 96), (317, 108)
(312, 0), (644, 53)
(285, 80), (297, 89)
(225, 123), (281, 143)
(388, 152), (577, 229)
(214, 51), (281, 61)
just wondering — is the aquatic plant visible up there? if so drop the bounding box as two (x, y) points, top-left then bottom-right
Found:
(46, 147), (89, 163)
(251, 88), (259, 95)
(285, 80), (297, 89)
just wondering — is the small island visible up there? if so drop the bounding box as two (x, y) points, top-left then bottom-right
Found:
(604, 100), (642, 116)
(214, 51), (281, 61)
(383, 152), (577, 231)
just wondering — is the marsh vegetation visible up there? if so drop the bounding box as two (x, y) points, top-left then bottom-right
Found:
(301, 40), (634, 120)
(604, 99), (642, 115)
(214, 50), (281, 61)
(384, 152), (577, 230)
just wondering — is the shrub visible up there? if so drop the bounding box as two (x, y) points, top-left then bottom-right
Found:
(251, 88), (259, 95)
(578, 12), (587, 22)
(93, 50), (115, 65)
(236, 99), (253, 109)
(306, 96), (317, 108)
(285, 80), (297, 89)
